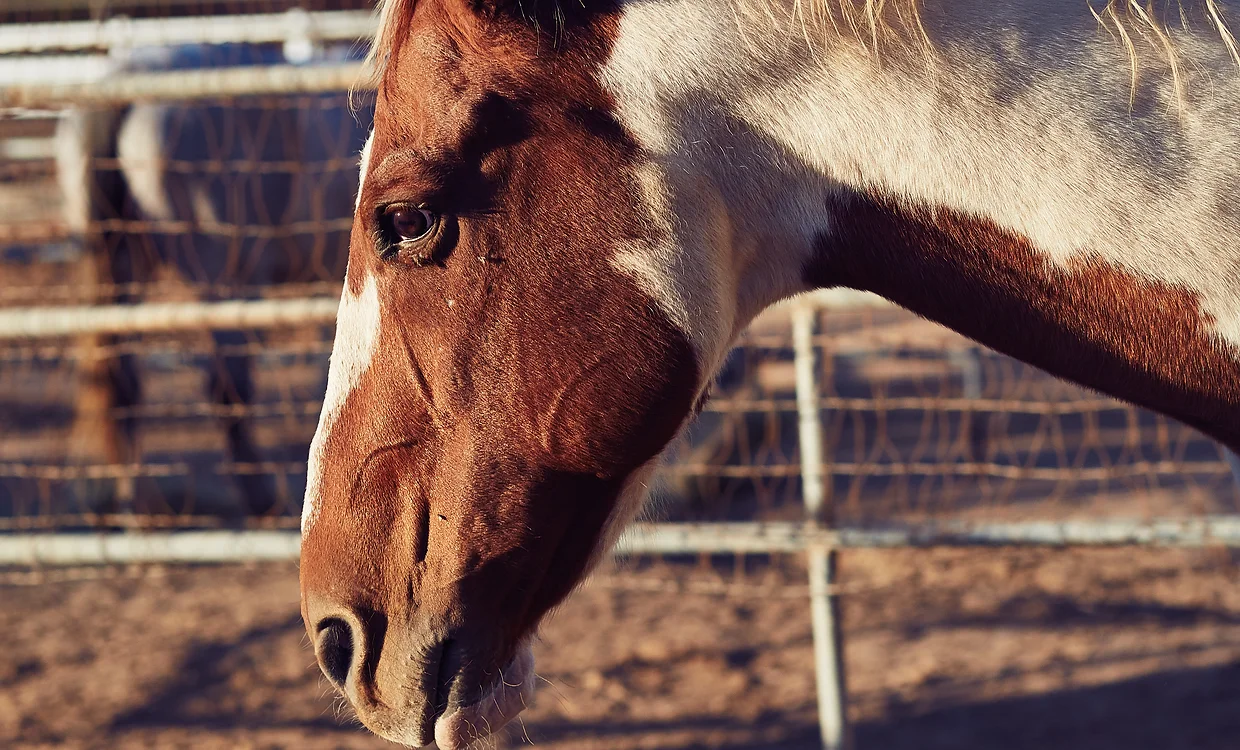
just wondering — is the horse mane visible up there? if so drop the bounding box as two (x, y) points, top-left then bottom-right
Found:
(356, 0), (1240, 108)
(350, 0), (414, 108)
(1086, 0), (1240, 106)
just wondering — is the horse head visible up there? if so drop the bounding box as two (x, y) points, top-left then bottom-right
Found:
(297, 0), (790, 745)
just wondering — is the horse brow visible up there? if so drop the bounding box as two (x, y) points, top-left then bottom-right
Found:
(365, 149), (456, 199)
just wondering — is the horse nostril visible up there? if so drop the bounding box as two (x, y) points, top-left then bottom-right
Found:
(316, 617), (354, 687)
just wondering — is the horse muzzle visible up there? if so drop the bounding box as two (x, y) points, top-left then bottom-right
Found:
(306, 599), (535, 749)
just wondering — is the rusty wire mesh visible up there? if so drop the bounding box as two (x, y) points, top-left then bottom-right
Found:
(2, 91), (366, 305)
(657, 304), (1236, 528)
(1, 82), (369, 531)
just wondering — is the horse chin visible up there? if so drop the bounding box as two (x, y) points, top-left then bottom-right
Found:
(427, 643), (536, 750)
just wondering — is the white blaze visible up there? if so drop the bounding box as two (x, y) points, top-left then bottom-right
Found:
(302, 131), (381, 532)
(302, 273), (381, 532)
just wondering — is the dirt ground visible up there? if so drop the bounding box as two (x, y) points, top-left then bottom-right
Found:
(4, 547), (1240, 750)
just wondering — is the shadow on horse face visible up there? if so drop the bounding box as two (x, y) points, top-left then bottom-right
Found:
(297, 0), (704, 745)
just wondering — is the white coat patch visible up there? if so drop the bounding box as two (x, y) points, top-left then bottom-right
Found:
(302, 273), (381, 532)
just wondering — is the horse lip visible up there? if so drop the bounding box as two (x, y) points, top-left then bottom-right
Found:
(413, 637), (511, 738)
(412, 638), (456, 740)
(432, 646), (535, 750)
(430, 638), (458, 713)
(450, 651), (520, 711)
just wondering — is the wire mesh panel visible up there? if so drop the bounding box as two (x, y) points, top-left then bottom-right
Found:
(809, 304), (1236, 525)
(0, 329), (331, 530)
(1, 32), (370, 528)
(651, 301), (1238, 531)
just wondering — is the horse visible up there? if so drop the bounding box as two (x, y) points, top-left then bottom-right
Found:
(297, 0), (1240, 745)
(56, 41), (369, 515)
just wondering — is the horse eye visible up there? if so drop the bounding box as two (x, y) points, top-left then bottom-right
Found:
(381, 205), (438, 244)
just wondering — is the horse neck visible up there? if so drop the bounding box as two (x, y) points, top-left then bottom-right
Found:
(605, 0), (1240, 448)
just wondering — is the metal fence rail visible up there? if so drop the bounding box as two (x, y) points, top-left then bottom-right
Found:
(0, 292), (873, 339)
(0, 9), (377, 54)
(0, 297), (338, 338)
(10, 516), (1240, 567)
(1, 62), (369, 106)
(0, 9), (377, 102)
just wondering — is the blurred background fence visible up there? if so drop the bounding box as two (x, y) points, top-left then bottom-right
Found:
(3, 4), (1240, 750)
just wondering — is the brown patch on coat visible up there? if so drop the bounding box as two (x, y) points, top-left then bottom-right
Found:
(299, 0), (699, 745)
(809, 190), (1240, 450)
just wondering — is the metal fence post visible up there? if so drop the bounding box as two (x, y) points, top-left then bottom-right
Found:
(792, 303), (851, 750)
(1225, 449), (1240, 494)
(948, 347), (986, 461)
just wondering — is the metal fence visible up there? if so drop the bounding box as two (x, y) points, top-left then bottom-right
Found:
(3, 10), (1240, 750)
